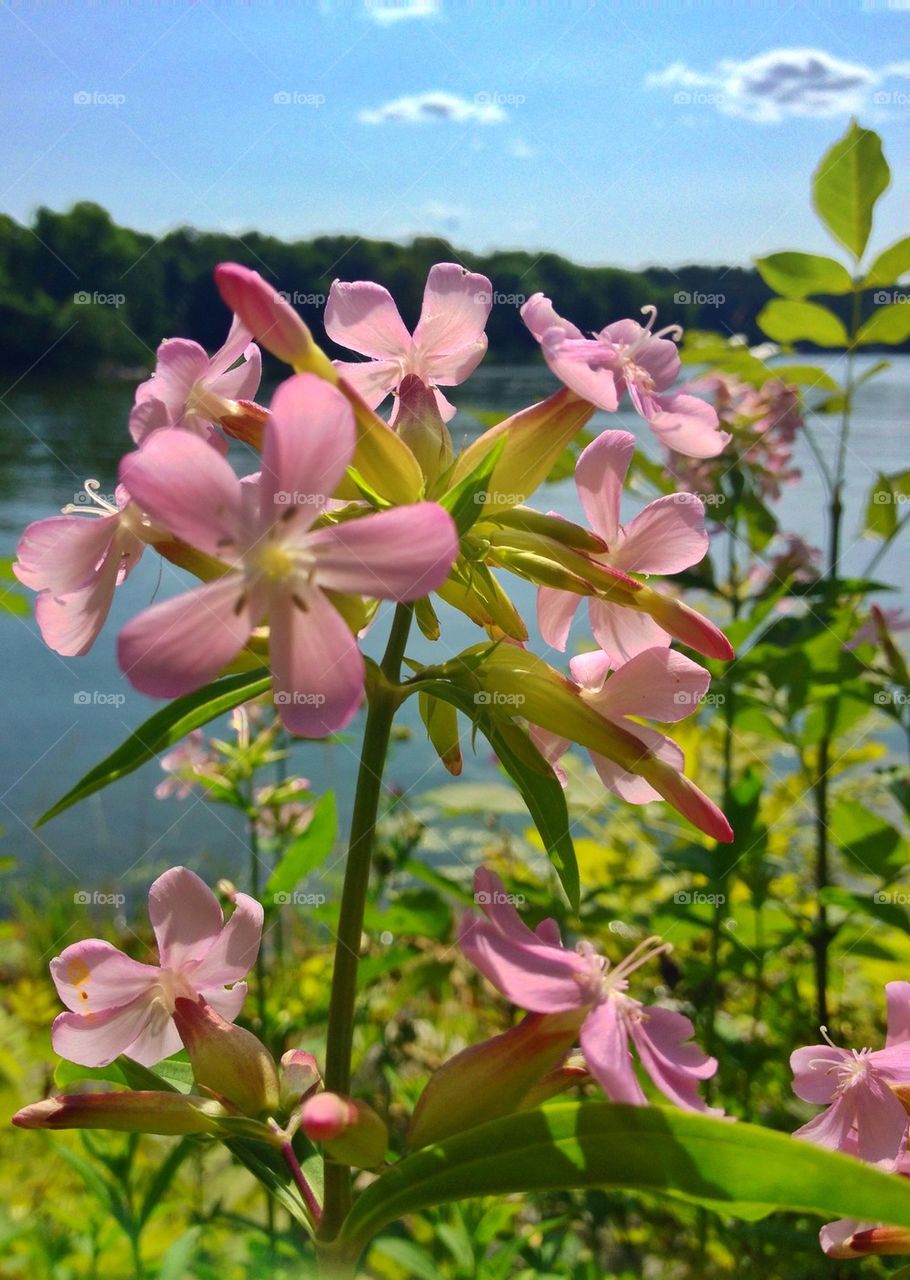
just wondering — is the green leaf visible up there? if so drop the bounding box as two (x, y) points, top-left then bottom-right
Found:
(155, 1227), (202, 1280)
(831, 799), (905, 878)
(754, 251), (853, 299)
(757, 299), (848, 347)
(140, 1138), (195, 1226)
(864, 469), (910, 540)
(439, 435), (507, 536)
(266, 791), (337, 900)
(812, 120), (890, 261)
(337, 1102), (910, 1258)
(856, 302), (910, 346)
(863, 235), (910, 287)
(36, 669), (272, 826)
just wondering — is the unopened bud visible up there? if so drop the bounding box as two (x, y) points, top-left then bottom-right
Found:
(214, 264), (334, 376)
(821, 1219), (910, 1259)
(173, 996), (280, 1117)
(280, 1049), (321, 1109)
(391, 374), (453, 486)
(12, 1090), (228, 1135)
(300, 1092), (388, 1168)
(219, 400), (269, 450)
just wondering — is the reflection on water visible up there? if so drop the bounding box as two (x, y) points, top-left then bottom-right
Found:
(1, 357), (907, 888)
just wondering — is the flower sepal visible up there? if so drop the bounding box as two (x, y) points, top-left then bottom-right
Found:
(173, 996), (280, 1118)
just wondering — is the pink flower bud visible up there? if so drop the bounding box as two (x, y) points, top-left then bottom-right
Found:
(214, 264), (330, 373)
(300, 1092), (388, 1168)
(280, 1049), (321, 1109)
(12, 1090), (229, 1135)
(173, 996), (280, 1117)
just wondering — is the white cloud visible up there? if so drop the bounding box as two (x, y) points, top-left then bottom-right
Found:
(363, 0), (441, 24)
(421, 200), (466, 230)
(645, 48), (907, 122)
(358, 91), (507, 126)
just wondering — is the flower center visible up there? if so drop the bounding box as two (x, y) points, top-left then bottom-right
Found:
(256, 541), (298, 584)
(573, 935), (672, 1006)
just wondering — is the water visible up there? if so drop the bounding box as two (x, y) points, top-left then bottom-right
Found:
(1, 357), (907, 894)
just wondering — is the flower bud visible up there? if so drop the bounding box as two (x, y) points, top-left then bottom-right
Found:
(219, 400), (269, 450)
(408, 1010), (585, 1149)
(821, 1219), (910, 1258)
(300, 1092), (388, 1168)
(280, 1049), (321, 1110)
(173, 996), (280, 1117)
(12, 1090), (228, 1135)
(214, 264), (334, 376)
(392, 374), (453, 486)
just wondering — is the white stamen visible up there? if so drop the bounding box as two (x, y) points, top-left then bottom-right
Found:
(61, 479), (118, 518)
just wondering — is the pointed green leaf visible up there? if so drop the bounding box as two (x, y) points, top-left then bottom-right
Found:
(337, 1102), (910, 1259)
(36, 669), (272, 826)
(863, 236), (910, 287)
(856, 302), (910, 346)
(754, 251), (853, 299)
(812, 120), (890, 261)
(757, 299), (848, 347)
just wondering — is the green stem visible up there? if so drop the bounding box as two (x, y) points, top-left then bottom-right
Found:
(248, 808), (269, 1040)
(318, 604), (413, 1243)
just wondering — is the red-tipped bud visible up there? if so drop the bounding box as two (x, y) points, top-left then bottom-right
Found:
(300, 1092), (388, 1169)
(214, 264), (333, 375)
(280, 1049), (321, 1110)
(173, 996), (280, 1117)
(219, 399), (269, 450)
(821, 1220), (910, 1259)
(12, 1090), (228, 1135)
(643, 759), (734, 843)
(639, 584), (734, 662)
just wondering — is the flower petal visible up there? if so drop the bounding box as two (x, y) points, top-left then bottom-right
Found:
(574, 430), (635, 544)
(591, 647), (711, 723)
(790, 1045), (846, 1104)
(119, 430), (244, 559)
(51, 940), (160, 1014)
(520, 293), (583, 345)
(33, 546), (123, 657)
(189, 893), (263, 987)
(325, 280), (411, 358)
(647, 393), (731, 460)
(15, 513), (118, 595)
(51, 993), (157, 1068)
(610, 493), (709, 576)
(140, 339), (209, 418)
(117, 573), (254, 698)
(259, 373), (355, 527)
(122, 1015), (183, 1067)
(309, 504), (458, 601)
(589, 598), (670, 666)
(537, 586), (580, 652)
(148, 867), (225, 971)
(413, 264), (491, 368)
(269, 588), (365, 737)
(579, 999), (645, 1104)
(201, 981), (249, 1024)
(459, 916), (587, 1013)
(886, 981), (910, 1047)
(590, 725), (685, 805)
(333, 359), (402, 410)
(793, 1094), (856, 1152)
(206, 315), (257, 380)
(852, 1075), (909, 1166)
(473, 868), (552, 948)
(629, 1004), (717, 1111)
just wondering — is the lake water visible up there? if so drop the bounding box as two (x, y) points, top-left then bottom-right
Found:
(1, 356), (907, 895)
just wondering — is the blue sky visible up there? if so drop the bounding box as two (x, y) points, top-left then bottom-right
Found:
(2, 0), (907, 269)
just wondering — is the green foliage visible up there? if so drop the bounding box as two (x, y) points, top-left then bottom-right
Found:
(812, 119), (890, 260)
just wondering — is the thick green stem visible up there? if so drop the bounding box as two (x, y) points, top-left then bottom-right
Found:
(318, 604), (413, 1243)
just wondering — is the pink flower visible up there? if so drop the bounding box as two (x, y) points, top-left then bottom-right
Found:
(129, 316), (262, 450)
(521, 296), (730, 459)
(14, 481), (148, 656)
(116, 373), (459, 736)
(530, 646), (731, 841)
(538, 429), (709, 665)
(847, 606), (910, 651)
(791, 982), (910, 1167)
(155, 731), (218, 800)
(50, 867), (262, 1068)
(460, 868), (718, 1111)
(324, 263), (492, 423)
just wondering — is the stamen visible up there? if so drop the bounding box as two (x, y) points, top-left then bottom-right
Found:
(61, 479), (119, 518)
(610, 934), (672, 984)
